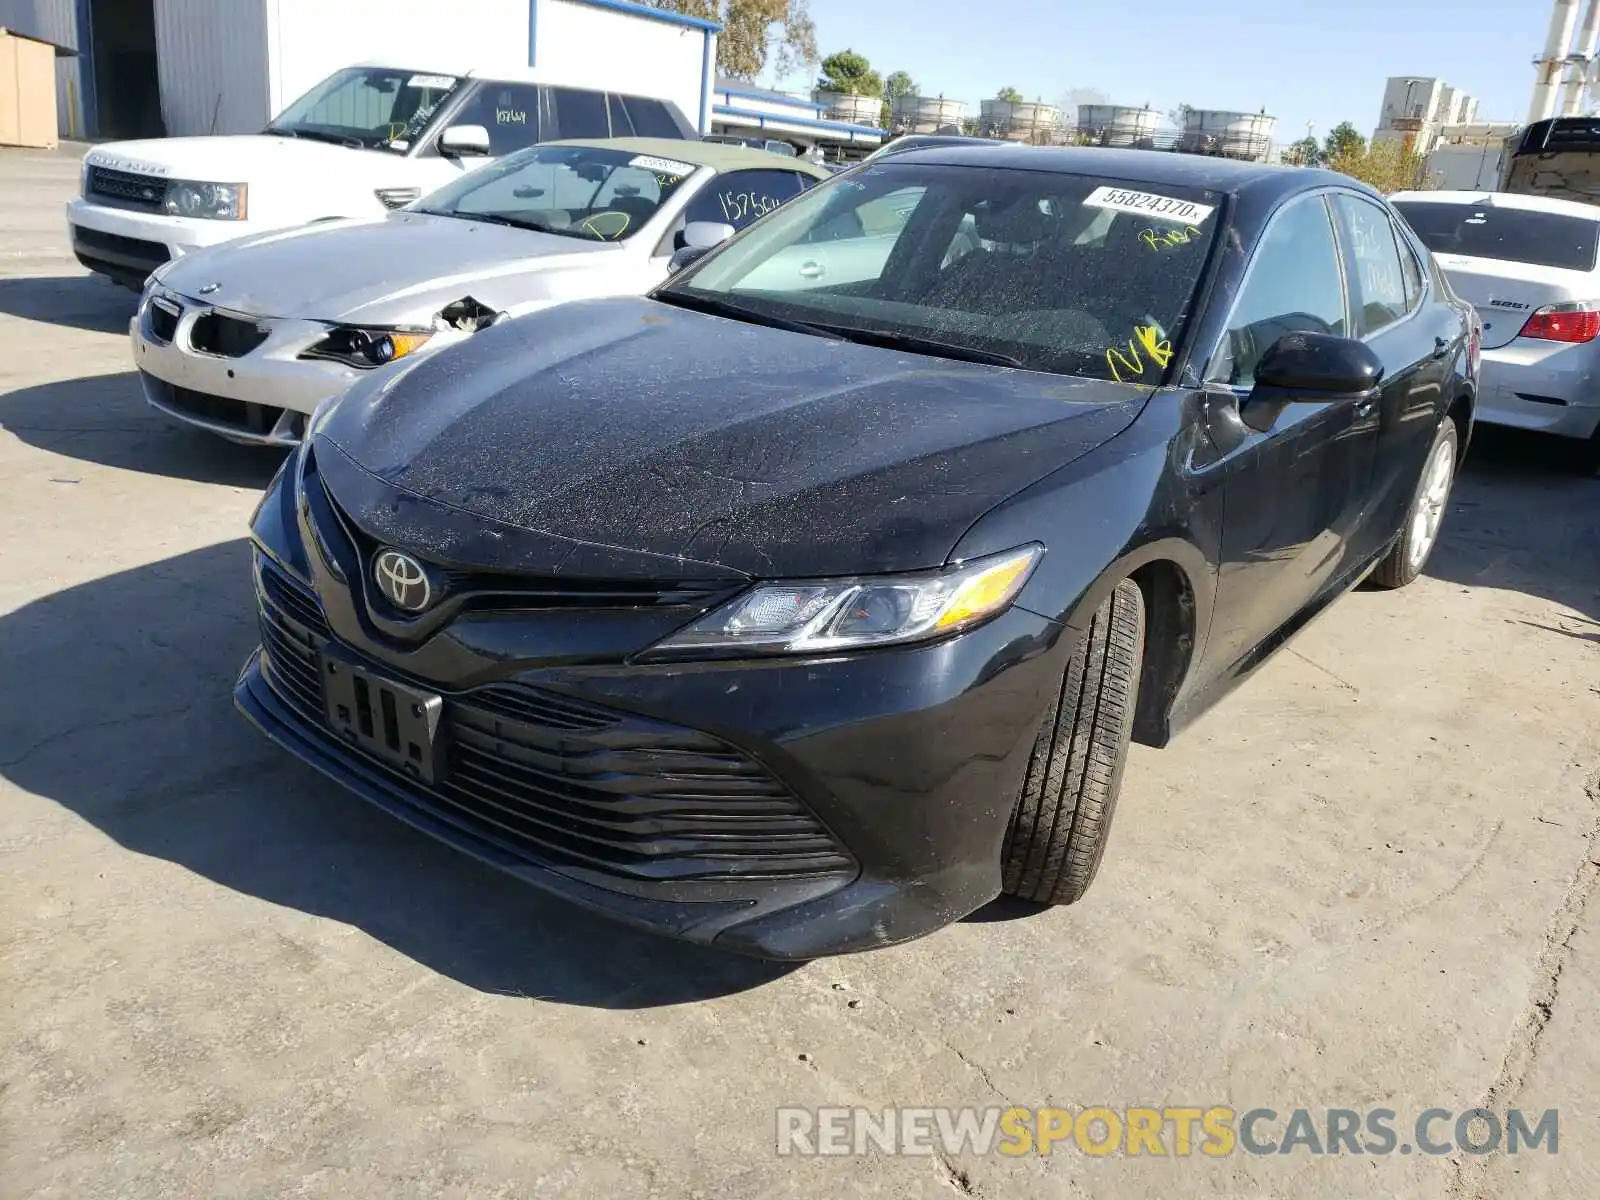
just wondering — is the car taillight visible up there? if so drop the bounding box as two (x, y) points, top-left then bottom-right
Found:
(1518, 303), (1600, 343)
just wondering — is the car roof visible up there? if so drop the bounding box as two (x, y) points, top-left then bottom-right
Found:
(882, 144), (1374, 202)
(541, 136), (833, 179)
(1389, 189), (1600, 219)
(880, 135), (1005, 150)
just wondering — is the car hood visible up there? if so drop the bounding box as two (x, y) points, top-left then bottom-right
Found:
(156, 211), (621, 323)
(85, 134), (405, 184)
(313, 297), (1147, 580)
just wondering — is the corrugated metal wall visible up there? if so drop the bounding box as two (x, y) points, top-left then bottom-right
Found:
(0, 0), (87, 138)
(152, 0), (269, 135)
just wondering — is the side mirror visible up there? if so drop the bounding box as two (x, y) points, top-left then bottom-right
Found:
(439, 124), (491, 157)
(1244, 332), (1384, 432)
(668, 244), (715, 275)
(683, 220), (736, 251)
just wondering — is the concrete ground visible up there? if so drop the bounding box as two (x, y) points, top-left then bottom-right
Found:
(1, 146), (1597, 1200)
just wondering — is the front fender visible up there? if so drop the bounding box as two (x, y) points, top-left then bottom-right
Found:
(949, 391), (1226, 741)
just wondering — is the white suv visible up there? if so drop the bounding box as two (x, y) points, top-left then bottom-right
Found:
(67, 61), (696, 290)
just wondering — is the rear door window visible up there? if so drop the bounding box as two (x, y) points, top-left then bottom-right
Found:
(1332, 193), (1410, 336)
(448, 82), (542, 154)
(618, 95), (683, 139)
(549, 87), (611, 139)
(1393, 201), (1600, 271)
(685, 169), (811, 231)
(1398, 229), (1425, 308)
(606, 94), (636, 137)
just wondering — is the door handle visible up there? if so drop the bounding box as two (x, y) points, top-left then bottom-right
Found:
(798, 261), (824, 280)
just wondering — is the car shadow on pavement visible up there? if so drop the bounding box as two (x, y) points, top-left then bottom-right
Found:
(0, 371), (287, 488)
(0, 539), (797, 1006)
(0, 273), (137, 335)
(1422, 425), (1600, 624)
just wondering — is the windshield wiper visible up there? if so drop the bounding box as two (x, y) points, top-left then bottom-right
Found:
(654, 291), (844, 340)
(459, 212), (605, 239)
(263, 124), (297, 138)
(284, 128), (366, 149)
(803, 324), (1024, 368)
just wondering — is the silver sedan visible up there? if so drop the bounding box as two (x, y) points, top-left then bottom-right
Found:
(130, 138), (828, 445)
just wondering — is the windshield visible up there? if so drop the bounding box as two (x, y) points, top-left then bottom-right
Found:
(268, 66), (463, 153)
(1393, 200), (1600, 272)
(413, 145), (700, 241)
(657, 163), (1221, 381)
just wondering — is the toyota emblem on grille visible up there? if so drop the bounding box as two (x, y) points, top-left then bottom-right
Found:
(374, 549), (432, 612)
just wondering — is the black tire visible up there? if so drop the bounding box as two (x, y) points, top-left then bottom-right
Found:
(1001, 578), (1145, 905)
(1370, 417), (1459, 589)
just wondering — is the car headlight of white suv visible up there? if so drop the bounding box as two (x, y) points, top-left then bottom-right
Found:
(163, 180), (248, 221)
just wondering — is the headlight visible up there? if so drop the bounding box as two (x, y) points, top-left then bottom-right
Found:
(163, 180), (247, 221)
(299, 327), (433, 370)
(646, 545), (1042, 659)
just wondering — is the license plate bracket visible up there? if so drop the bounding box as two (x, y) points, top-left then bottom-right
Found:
(320, 650), (445, 784)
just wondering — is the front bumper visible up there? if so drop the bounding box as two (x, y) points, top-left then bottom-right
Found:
(238, 505), (1071, 957)
(68, 197), (253, 286)
(1478, 342), (1600, 440)
(131, 288), (445, 446)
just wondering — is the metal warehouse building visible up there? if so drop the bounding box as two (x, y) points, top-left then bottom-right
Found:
(0, 0), (722, 140)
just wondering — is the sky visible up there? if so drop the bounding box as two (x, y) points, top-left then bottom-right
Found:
(764, 0), (1562, 144)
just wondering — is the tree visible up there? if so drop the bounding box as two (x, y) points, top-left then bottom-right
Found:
(1326, 136), (1432, 193)
(881, 70), (918, 128)
(1322, 120), (1366, 164)
(884, 70), (918, 100)
(996, 86), (1024, 104)
(817, 49), (881, 97)
(642, 0), (817, 81)
(1284, 135), (1323, 167)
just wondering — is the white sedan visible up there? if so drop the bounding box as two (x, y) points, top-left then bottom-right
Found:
(130, 139), (827, 445)
(1392, 189), (1600, 468)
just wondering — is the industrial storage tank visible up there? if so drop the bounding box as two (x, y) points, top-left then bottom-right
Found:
(981, 98), (1059, 142)
(1181, 109), (1277, 161)
(891, 94), (967, 134)
(815, 91), (882, 126)
(1077, 104), (1164, 148)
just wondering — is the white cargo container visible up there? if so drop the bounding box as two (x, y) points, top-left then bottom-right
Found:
(1425, 143), (1507, 191)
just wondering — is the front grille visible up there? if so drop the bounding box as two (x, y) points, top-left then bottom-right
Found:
(189, 311), (269, 357)
(142, 371), (287, 435)
(88, 166), (168, 210)
(146, 298), (180, 343)
(253, 558), (850, 882)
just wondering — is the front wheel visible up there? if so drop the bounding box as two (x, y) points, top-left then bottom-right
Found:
(1370, 417), (1459, 589)
(1001, 578), (1145, 905)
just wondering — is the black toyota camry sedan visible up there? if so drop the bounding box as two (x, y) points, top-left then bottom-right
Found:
(238, 146), (1479, 959)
